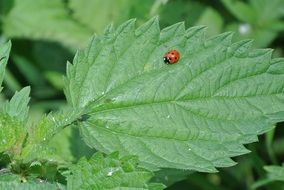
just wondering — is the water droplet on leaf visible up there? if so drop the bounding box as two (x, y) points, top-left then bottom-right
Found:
(238, 24), (251, 35)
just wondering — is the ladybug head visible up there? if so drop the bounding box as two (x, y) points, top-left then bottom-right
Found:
(163, 56), (170, 64)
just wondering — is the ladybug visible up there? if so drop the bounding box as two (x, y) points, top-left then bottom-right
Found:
(163, 50), (180, 64)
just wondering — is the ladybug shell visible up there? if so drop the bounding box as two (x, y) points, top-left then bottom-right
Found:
(164, 50), (180, 64)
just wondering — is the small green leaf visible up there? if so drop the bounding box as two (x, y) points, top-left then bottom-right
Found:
(0, 41), (29, 156)
(0, 113), (23, 154)
(19, 108), (84, 162)
(66, 152), (165, 190)
(264, 165), (284, 182)
(0, 41), (11, 90)
(2, 87), (30, 122)
(65, 18), (284, 172)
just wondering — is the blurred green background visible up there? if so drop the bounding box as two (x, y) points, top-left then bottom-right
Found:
(0, 0), (284, 189)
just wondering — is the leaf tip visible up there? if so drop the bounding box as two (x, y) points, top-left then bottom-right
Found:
(185, 25), (207, 38)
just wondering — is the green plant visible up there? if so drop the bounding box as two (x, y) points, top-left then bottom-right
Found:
(0, 16), (284, 189)
(222, 0), (284, 47)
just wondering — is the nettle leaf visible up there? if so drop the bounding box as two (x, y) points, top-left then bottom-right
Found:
(0, 41), (30, 155)
(2, 87), (30, 122)
(2, 0), (92, 48)
(264, 165), (284, 182)
(19, 108), (83, 162)
(64, 18), (284, 172)
(153, 169), (193, 186)
(66, 152), (165, 190)
(0, 173), (66, 190)
(0, 41), (11, 89)
(221, 0), (257, 23)
(221, 0), (284, 23)
(250, 0), (284, 22)
(0, 114), (23, 154)
(222, 0), (284, 47)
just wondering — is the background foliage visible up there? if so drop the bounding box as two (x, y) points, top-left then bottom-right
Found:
(0, 0), (284, 189)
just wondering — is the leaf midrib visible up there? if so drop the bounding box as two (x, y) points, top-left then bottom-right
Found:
(89, 93), (282, 117)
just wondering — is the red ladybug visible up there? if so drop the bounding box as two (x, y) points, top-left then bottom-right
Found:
(163, 50), (180, 64)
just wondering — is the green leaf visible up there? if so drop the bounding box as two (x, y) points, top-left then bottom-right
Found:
(159, 0), (205, 28)
(65, 18), (284, 172)
(225, 23), (278, 48)
(264, 165), (284, 182)
(0, 173), (66, 190)
(0, 113), (23, 154)
(2, 0), (92, 48)
(12, 55), (46, 87)
(19, 108), (84, 162)
(44, 71), (64, 90)
(250, 0), (284, 22)
(0, 41), (11, 89)
(223, 0), (284, 47)
(153, 169), (193, 186)
(0, 41), (28, 156)
(69, 0), (131, 32)
(66, 152), (165, 190)
(221, 0), (256, 23)
(195, 8), (223, 37)
(150, 0), (169, 16)
(3, 68), (22, 92)
(2, 87), (30, 122)
(48, 126), (95, 162)
(69, 0), (153, 33)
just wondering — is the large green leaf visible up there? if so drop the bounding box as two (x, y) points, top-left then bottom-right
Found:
(66, 152), (165, 190)
(64, 18), (284, 172)
(2, 0), (92, 48)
